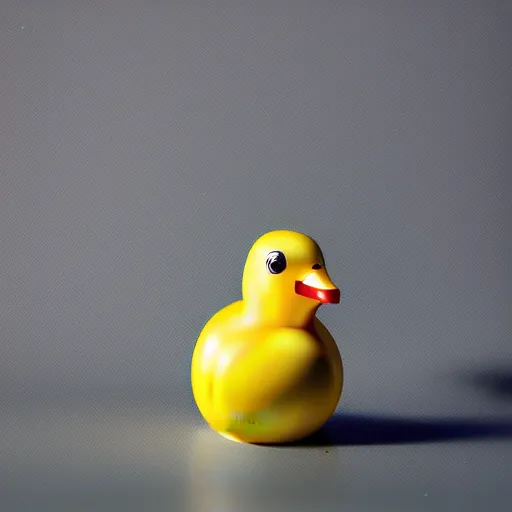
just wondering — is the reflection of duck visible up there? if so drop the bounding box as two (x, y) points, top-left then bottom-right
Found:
(191, 230), (343, 444)
(186, 426), (342, 512)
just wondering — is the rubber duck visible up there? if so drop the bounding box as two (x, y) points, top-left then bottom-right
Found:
(191, 230), (343, 444)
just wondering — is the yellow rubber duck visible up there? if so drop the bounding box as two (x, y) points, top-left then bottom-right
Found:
(191, 230), (343, 444)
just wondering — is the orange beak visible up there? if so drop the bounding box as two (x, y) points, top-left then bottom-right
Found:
(295, 270), (340, 304)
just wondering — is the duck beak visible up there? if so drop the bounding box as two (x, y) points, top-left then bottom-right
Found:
(295, 270), (340, 304)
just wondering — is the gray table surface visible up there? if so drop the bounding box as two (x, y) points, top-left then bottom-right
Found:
(1, 1), (511, 510)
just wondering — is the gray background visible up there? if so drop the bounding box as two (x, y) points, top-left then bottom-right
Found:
(1, 0), (511, 510)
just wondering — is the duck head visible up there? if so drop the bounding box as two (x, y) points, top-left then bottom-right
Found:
(241, 230), (340, 328)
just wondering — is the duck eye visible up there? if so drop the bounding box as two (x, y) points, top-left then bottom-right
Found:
(266, 251), (287, 275)
(312, 263), (322, 270)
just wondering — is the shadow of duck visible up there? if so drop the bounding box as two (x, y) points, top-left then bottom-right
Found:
(274, 412), (512, 447)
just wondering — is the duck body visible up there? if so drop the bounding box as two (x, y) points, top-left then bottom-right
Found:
(191, 230), (343, 444)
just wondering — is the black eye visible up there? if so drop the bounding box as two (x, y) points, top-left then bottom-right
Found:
(266, 251), (287, 275)
(312, 263), (322, 270)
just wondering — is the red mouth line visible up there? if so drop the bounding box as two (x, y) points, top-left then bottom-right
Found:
(295, 281), (340, 304)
